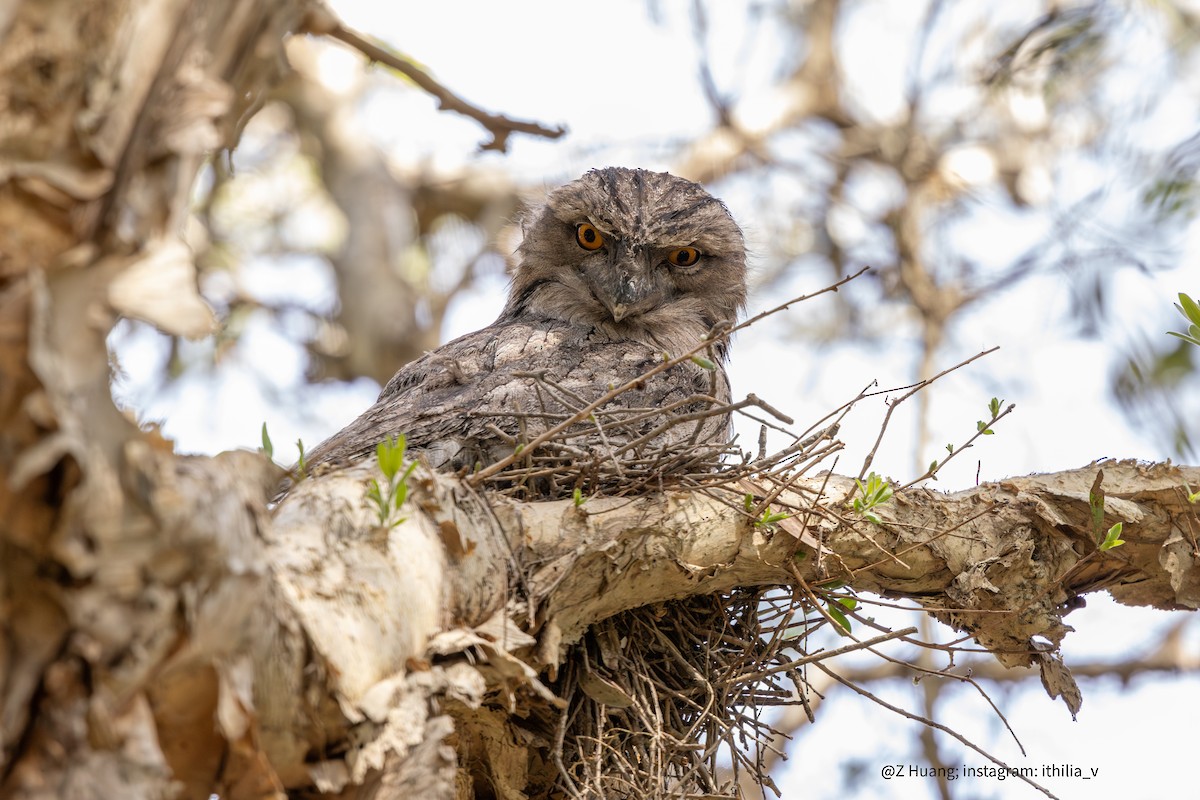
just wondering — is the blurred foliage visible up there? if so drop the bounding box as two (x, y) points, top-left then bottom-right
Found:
(116, 0), (1200, 459)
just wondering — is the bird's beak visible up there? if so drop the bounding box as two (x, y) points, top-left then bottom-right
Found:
(593, 243), (654, 323)
(608, 274), (639, 321)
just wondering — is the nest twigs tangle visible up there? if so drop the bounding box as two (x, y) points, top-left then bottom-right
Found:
(467, 267), (870, 492)
(553, 589), (865, 799)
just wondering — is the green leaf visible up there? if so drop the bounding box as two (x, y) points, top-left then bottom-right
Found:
(743, 493), (754, 512)
(690, 355), (716, 370)
(1178, 293), (1200, 326)
(851, 473), (893, 522)
(976, 420), (993, 434)
(988, 397), (1002, 417)
(573, 487), (585, 507)
(376, 437), (403, 480)
(1169, 294), (1200, 347)
(946, 443), (955, 453)
(1166, 330), (1200, 347)
(366, 478), (386, 523)
(260, 423), (274, 459)
(1099, 522), (1125, 551)
(826, 604), (852, 636)
(835, 596), (858, 611)
(928, 460), (938, 473)
(755, 508), (792, 527)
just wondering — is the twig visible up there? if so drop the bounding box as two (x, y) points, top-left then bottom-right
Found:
(728, 626), (919, 684)
(898, 400), (1016, 489)
(856, 346), (1000, 482)
(839, 609), (1028, 755)
(811, 660), (1060, 799)
(314, 17), (567, 152)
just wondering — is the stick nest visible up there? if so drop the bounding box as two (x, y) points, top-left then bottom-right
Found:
(550, 588), (826, 799)
(470, 369), (835, 502)
(490, 373), (845, 797)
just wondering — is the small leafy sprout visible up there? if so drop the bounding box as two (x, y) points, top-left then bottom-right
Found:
(260, 422), (274, 460)
(690, 355), (716, 370)
(1184, 482), (1200, 504)
(976, 397), (1005, 435)
(295, 438), (308, 479)
(376, 435), (406, 480)
(825, 595), (857, 636)
(367, 434), (419, 528)
(755, 507), (792, 529)
(1167, 292), (1200, 348)
(851, 472), (893, 524)
(743, 493), (754, 512)
(573, 487), (587, 507)
(946, 443), (955, 454)
(928, 460), (939, 474)
(1099, 522), (1126, 551)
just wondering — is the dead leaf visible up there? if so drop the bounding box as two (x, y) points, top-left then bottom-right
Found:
(107, 239), (216, 339)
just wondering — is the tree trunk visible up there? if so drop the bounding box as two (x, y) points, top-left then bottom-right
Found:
(2, 2), (1199, 798)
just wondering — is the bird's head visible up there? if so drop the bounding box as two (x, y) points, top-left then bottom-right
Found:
(505, 167), (747, 355)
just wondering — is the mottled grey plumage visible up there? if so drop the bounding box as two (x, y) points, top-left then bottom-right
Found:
(299, 167), (746, 496)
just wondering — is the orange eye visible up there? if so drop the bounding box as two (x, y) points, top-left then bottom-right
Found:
(576, 223), (605, 251)
(667, 247), (701, 268)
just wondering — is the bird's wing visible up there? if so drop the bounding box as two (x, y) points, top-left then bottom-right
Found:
(300, 317), (730, 483)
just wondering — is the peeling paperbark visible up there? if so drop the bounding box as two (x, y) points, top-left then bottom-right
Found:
(0, 0), (311, 797)
(217, 458), (1198, 795)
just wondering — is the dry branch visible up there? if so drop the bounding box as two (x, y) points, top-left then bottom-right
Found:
(251, 458), (1199, 795)
(302, 7), (567, 152)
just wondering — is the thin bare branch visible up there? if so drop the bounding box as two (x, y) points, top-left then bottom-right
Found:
(311, 15), (567, 152)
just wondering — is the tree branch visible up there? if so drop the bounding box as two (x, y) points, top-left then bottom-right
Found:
(302, 8), (567, 152)
(248, 459), (1200, 789)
